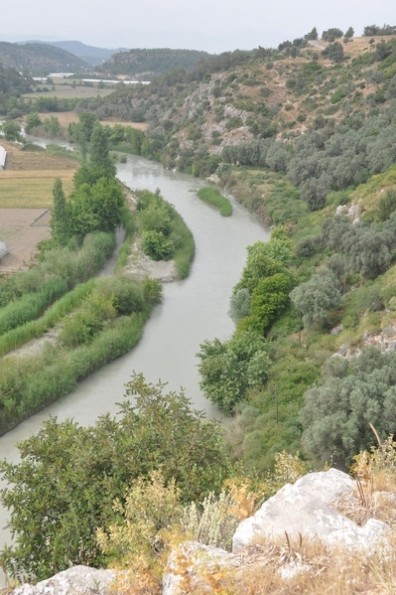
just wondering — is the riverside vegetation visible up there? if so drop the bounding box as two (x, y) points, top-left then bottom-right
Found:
(196, 186), (232, 216)
(0, 118), (194, 433)
(1, 23), (396, 593)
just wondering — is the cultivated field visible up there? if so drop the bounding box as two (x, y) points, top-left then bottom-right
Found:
(0, 141), (76, 208)
(0, 141), (77, 271)
(23, 82), (114, 100)
(42, 111), (149, 131)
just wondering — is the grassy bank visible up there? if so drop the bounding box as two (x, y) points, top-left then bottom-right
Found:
(0, 275), (162, 435)
(197, 186), (233, 216)
(136, 189), (195, 279)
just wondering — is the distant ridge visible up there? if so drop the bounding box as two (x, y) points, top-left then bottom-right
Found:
(0, 42), (87, 75)
(99, 47), (211, 76)
(37, 40), (126, 67)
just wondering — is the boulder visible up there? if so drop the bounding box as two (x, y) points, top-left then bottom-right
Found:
(12, 565), (116, 595)
(232, 468), (390, 553)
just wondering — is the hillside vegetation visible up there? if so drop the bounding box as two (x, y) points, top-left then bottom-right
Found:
(2, 24), (396, 593)
(0, 42), (87, 76)
(77, 29), (396, 470)
(99, 48), (211, 77)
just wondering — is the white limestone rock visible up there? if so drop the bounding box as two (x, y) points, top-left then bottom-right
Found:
(232, 468), (390, 553)
(12, 565), (116, 595)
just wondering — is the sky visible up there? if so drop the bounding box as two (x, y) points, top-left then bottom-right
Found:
(1, 0), (395, 53)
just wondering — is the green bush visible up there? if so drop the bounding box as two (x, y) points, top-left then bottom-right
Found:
(0, 374), (229, 581)
(301, 348), (396, 467)
(136, 190), (194, 277)
(142, 230), (173, 260)
(198, 331), (271, 414)
(197, 187), (233, 216)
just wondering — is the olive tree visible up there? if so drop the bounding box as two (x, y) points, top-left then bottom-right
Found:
(290, 268), (341, 328)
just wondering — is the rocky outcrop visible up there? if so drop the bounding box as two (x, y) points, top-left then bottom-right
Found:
(11, 566), (116, 595)
(232, 468), (390, 552)
(10, 470), (393, 595)
(164, 469), (392, 594)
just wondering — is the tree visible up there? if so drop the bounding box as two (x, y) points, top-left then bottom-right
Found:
(88, 124), (116, 179)
(235, 241), (285, 294)
(198, 331), (270, 414)
(300, 348), (396, 468)
(24, 113), (41, 134)
(304, 27), (318, 41)
(249, 272), (295, 333)
(0, 374), (229, 581)
(322, 42), (344, 63)
(322, 28), (343, 42)
(69, 177), (125, 237)
(70, 112), (98, 160)
(290, 268), (341, 328)
(1, 120), (21, 141)
(43, 115), (60, 137)
(344, 27), (354, 40)
(50, 178), (70, 245)
(229, 288), (251, 323)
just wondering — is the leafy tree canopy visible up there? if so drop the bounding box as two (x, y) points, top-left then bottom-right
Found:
(0, 374), (229, 581)
(300, 348), (396, 468)
(198, 331), (271, 414)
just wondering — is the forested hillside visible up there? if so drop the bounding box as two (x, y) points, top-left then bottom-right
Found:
(79, 28), (396, 469)
(84, 32), (396, 178)
(0, 64), (32, 115)
(2, 24), (396, 593)
(0, 42), (87, 75)
(99, 47), (211, 77)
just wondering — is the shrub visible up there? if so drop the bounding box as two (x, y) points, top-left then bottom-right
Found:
(197, 187), (233, 216)
(141, 230), (173, 260)
(0, 374), (229, 580)
(198, 332), (271, 414)
(300, 348), (396, 468)
(249, 272), (295, 334)
(290, 269), (342, 329)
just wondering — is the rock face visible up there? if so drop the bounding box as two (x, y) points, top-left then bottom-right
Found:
(11, 470), (393, 595)
(12, 565), (116, 595)
(163, 469), (392, 593)
(232, 468), (390, 552)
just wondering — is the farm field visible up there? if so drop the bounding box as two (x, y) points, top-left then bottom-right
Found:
(0, 141), (77, 271)
(40, 111), (149, 131)
(0, 170), (75, 208)
(0, 141), (76, 208)
(23, 82), (114, 100)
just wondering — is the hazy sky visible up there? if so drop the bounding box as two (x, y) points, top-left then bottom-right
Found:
(1, 0), (395, 52)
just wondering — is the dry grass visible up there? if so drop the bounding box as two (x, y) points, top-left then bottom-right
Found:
(34, 111), (148, 131)
(226, 537), (396, 595)
(23, 83), (113, 99)
(0, 141), (76, 208)
(0, 170), (75, 208)
(0, 140), (76, 171)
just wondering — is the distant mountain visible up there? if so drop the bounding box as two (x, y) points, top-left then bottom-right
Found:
(99, 48), (211, 76)
(0, 42), (87, 76)
(42, 41), (125, 67)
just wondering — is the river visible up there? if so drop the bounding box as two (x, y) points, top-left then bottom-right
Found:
(0, 152), (269, 572)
